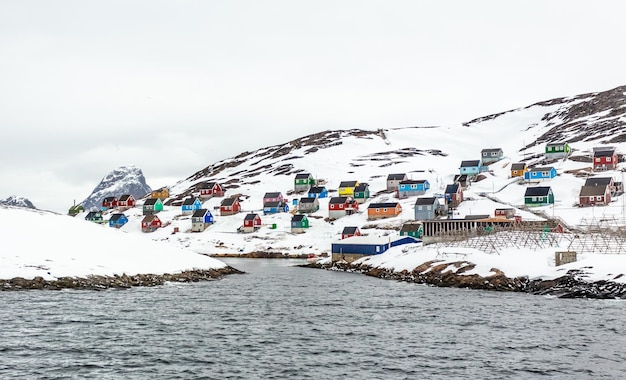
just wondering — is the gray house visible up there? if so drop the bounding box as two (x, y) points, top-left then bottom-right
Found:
(386, 173), (408, 191)
(481, 148), (504, 164)
(414, 197), (439, 221)
(298, 197), (319, 213)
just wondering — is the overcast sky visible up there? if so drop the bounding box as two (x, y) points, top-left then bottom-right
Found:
(2, 1), (626, 213)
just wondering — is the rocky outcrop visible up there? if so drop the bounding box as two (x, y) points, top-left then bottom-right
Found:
(0, 266), (242, 291)
(305, 261), (626, 299)
(81, 165), (152, 211)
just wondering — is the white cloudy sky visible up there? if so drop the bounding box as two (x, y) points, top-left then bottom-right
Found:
(2, 1), (626, 213)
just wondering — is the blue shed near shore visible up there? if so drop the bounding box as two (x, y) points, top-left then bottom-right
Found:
(331, 235), (420, 263)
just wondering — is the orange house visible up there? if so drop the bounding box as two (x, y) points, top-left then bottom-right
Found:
(367, 202), (402, 220)
(510, 163), (528, 178)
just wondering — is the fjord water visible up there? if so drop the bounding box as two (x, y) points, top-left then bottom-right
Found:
(1, 259), (626, 379)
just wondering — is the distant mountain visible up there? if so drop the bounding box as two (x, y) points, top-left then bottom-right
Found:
(81, 165), (152, 211)
(0, 195), (36, 209)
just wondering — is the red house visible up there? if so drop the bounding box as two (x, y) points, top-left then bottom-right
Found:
(220, 197), (241, 216)
(242, 213), (262, 233)
(198, 181), (225, 198)
(341, 226), (361, 239)
(141, 214), (162, 232)
(579, 184), (611, 206)
(263, 192), (285, 206)
(117, 194), (135, 209)
(102, 196), (118, 210)
(494, 208), (515, 219)
(593, 147), (618, 171)
(328, 197), (359, 219)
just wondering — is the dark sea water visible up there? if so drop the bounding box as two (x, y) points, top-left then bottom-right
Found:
(1, 258), (626, 379)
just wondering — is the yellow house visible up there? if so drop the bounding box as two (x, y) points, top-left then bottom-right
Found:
(338, 180), (359, 197)
(151, 187), (170, 200)
(510, 163), (528, 178)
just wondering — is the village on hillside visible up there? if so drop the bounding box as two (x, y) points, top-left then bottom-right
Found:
(68, 137), (625, 265)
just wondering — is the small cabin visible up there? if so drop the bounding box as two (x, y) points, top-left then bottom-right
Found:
(151, 187), (170, 200)
(68, 204), (84, 217)
(494, 208), (515, 219)
(481, 148), (504, 164)
(298, 197), (319, 213)
(579, 184), (611, 207)
(102, 196), (118, 210)
(109, 213), (128, 228)
(400, 222), (423, 238)
(181, 197), (203, 215)
(263, 201), (289, 215)
(337, 181), (359, 197)
(191, 208), (214, 232)
(397, 180), (430, 199)
(117, 194), (135, 210)
(367, 202), (402, 220)
(197, 181), (225, 198)
(263, 192), (285, 206)
(291, 214), (310, 233)
(220, 197), (241, 216)
(328, 197), (359, 219)
(294, 173), (315, 193)
(593, 147), (618, 171)
(341, 226), (361, 239)
(585, 177), (616, 196)
(85, 211), (103, 223)
(308, 186), (328, 199)
(143, 198), (164, 215)
(444, 183), (463, 206)
(524, 186), (554, 207)
(414, 197), (438, 221)
(386, 173), (407, 191)
(459, 160), (482, 176)
(353, 183), (370, 203)
(524, 167), (557, 181)
(141, 214), (162, 232)
(545, 142), (570, 159)
(242, 213), (262, 233)
(510, 163), (528, 178)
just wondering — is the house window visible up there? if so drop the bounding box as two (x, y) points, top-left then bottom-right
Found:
(418, 206), (423, 210)
(375, 208), (380, 212)
(542, 171), (548, 176)
(383, 208), (388, 212)
(411, 184), (416, 189)
(607, 157), (612, 162)
(532, 197), (537, 202)
(339, 204), (344, 209)
(427, 206), (432, 210)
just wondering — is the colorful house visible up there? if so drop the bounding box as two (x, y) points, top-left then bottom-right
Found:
(181, 197), (203, 215)
(579, 184), (611, 207)
(338, 181), (359, 197)
(585, 177), (616, 196)
(400, 222), (423, 238)
(367, 202), (402, 220)
(459, 160), (482, 176)
(141, 214), (162, 232)
(331, 235), (420, 263)
(102, 196), (118, 210)
(397, 180), (430, 199)
(341, 226), (361, 239)
(353, 183), (370, 204)
(414, 197), (438, 221)
(328, 197), (359, 219)
(593, 147), (618, 171)
(481, 148), (504, 164)
(294, 173), (315, 193)
(191, 208), (214, 232)
(524, 186), (554, 207)
(263, 192), (285, 206)
(386, 173), (408, 191)
(85, 211), (103, 223)
(109, 213), (128, 228)
(444, 183), (463, 206)
(510, 163), (528, 178)
(524, 167), (557, 181)
(263, 201), (289, 215)
(220, 197), (241, 216)
(298, 197), (319, 213)
(545, 142), (570, 159)
(143, 198), (164, 215)
(291, 214), (310, 233)
(494, 208), (515, 219)
(242, 213), (262, 233)
(198, 181), (225, 198)
(68, 204), (84, 216)
(117, 194), (135, 210)
(151, 187), (170, 200)
(308, 186), (328, 199)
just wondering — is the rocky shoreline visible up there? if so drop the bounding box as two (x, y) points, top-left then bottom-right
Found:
(302, 261), (626, 299)
(0, 266), (243, 291)
(210, 252), (311, 259)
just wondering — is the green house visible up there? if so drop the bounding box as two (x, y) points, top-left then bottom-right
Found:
(353, 183), (370, 204)
(545, 142), (570, 159)
(524, 186), (554, 206)
(291, 214), (309, 233)
(84, 211), (103, 223)
(143, 198), (164, 215)
(400, 222), (423, 238)
(68, 204), (85, 216)
(294, 173), (315, 192)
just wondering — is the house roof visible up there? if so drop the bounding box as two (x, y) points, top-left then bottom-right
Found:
(244, 213), (259, 221)
(339, 181), (358, 187)
(329, 197), (349, 204)
(400, 222), (422, 232)
(511, 163), (527, 170)
(144, 198), (160, 206)
(308, 186), (326, 193)
(295, 173), (312, 179)
(299, 197), (318, 204)
(220, 197), (238, 206)
(546, 142), (567, 147)
(198, 181), (218, 189)
(291, 214), (307, 222)
(481, 148), (502, 154)
(85, 211), (101, 218)
(445, 183), (460, 193)
(109, 213), (126, 221)
(584, 177), (613, 186)
(579, 185), (609, 197)
(399, 179), (427, 185)
(182, 198), (198, 206)
(594, 149), (616, 157)
(264, 201), (282, 208)
(387, 173), (406, 180)
(460, 160), (481, 167)
(415, 197), (437, 206)
(342, 226), (359, 235)
(454, 174), (468, 182)
(142, 214), (160, 223)
(524, 186), (552, 197)
(464, 214), (491, 220)
(263, 192), (282, 198)
(528, 166), (555, 172)
(103, 196), (117, 202)
(368, 202), (400, 209)
(192, 208), (210, 217)
(354, 184), (369, 192)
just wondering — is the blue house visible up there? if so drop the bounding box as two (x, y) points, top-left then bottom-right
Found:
(459, 160), (482, 176)
(191, 208), (214, 232)
(182, 197), (203, 215)
(331, 235), (420, 263)
(524, 167), (557, 181)
(263, 201), (289, 215)
(414, 197), (438, 221)
(108, 213), (128, 228)
(397, 180), (430, 199)
(308, 186), (329, 199)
